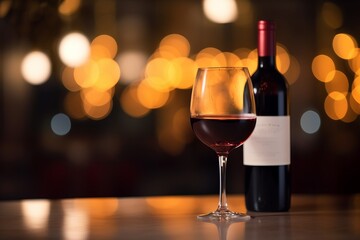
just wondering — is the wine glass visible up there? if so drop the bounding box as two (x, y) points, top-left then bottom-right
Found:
(190, 67), (256, 221)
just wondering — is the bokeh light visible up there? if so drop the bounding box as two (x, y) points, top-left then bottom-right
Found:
(83, 99), (113, 120)
(312, 30), (360, 121)
(300, 110), (321, 134)
(59, 0), (82, 16)
(349, 92), (360, 114)
(73, 59), (99, 88)
(137, 81), (169, 109)
(321, 2), (343, 29)
(51, 113), (72, 136)
(145, 58), (174, 92)
(171, 57), (198, 89)
(21, 51), (51, 85)
(81, 88), (114, 107)
(324, 92), (348, 120)
(195, 47), (222, 67)
(91, 34), (118, 60)
(58, 33), (121, 121)
(64, 92), (87, 120)
(332, 33), (358, 60)
(341, 96), (358, 123)
(203, 0), (238, 24)
(120, 85), (150, 118)
(55, 30), (298, 125)
(352, 89), (360, 106)
(276, 44), (290, 74)
(92, 58), (121, 91)
(157, 106), (193, 155)
(0, 0), (11, 17)
(348, 51), (360, 74)
(159, 34), (190, 58)
(312, 54), (336, 82)
(325, 70), (349, 94)
(284, 55), (300, 85)
(59, 32), (90, 67)
(61, 67), (81, 92)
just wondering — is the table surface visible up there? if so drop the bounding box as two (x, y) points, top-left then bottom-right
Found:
(0, 194), (359, 240)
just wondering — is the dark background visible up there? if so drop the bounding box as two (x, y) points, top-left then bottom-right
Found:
(1, 0), (360, 200)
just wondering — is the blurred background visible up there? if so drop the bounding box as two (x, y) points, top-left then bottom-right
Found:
(0, 0), (360, 200)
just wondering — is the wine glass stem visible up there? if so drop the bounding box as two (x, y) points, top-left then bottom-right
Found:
(217, 155), (229, 212)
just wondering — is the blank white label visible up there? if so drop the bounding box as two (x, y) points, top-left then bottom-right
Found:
(244, 116), (290, 166)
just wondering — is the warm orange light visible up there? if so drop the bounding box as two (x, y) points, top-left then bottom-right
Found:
(245, 49), (258, 74)
(62, 67), (81, 92)
(157, 106), (193, 155)
(64, 92), (87, 120)
(351, 76), (360, 89)
(312, 54), (336, 82)
(284, 55), (300, 85)
(341, 102), (357, 123)
(229, 71), (247, 111)
(351, 85), (360, 104)
(321, 2), (343, 29)
(0, 0), (11, 17)
(214, 52), (242, 67)
(120, 85), (150, 118)
(90, 44), (112, 60)
(233, 48), (251, 59)
(333, 33), (358, 60)
(276, 44), (290, 74)
(77, 198), (119, 217)
(349, 93), (360, 114)
(146, 196), (196, 214)
(171, 57), (198, 89)
(195, 47), (222, 68)
(59, 0), (81, 16)
(91, 34), (118, 59)
(325, 70), (349, 94)
(324, 92), (348, 120)
(73, 59), (99, 88)
(172, 107), (193, 144)
(159, 34), (190, 58)
(83, 99), (112, 120)
(137, 81), (169, 109)
(348, 53), (360, 74)
(145, 58), (173, 92)
(81, 87), (114, 107)
(92, 58), (120, 91)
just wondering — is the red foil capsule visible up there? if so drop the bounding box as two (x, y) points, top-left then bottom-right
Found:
(258, 20), (276, 57)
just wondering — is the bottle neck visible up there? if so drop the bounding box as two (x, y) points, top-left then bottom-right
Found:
(257, 20), (276, 68)
(258, 56), (276, 68)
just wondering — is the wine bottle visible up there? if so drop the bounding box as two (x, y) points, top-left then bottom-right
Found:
(243, 20), (291, 212)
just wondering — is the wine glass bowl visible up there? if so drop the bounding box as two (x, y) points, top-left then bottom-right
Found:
(190, 67), (256, 221)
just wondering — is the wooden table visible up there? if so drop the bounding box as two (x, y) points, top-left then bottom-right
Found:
(0, 195), (359, 239)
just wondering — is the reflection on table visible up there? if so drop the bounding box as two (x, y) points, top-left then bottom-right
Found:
(0, 195), (359, 239)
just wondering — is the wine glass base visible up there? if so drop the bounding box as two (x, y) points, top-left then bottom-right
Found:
(197, 210), (251, 221)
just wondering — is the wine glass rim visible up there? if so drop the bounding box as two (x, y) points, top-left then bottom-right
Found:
(198, 66), (249, 71)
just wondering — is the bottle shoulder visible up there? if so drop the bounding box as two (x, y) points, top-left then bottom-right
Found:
(251, 68), (288, 97)
(251, 68), (288, 87)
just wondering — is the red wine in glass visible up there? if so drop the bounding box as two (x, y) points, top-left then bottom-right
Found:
(191, 115), (256, 155)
